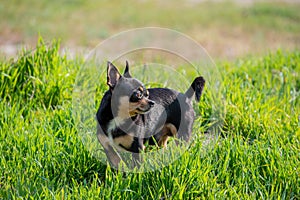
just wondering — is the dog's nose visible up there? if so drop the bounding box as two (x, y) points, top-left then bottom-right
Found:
(148, 100), (155, 107)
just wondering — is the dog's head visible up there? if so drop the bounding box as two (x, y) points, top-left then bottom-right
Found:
(107, 61), (155, 118)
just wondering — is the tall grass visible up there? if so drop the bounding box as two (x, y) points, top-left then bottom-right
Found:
(0, 40), (299, 199)
(0, 37), (79, 109)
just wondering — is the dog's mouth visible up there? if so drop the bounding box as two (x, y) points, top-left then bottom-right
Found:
(129, 108), (150, 116)
(129, 99), (155, 116)
(132, 100), (155, 115)
(136, 107), (151, 113)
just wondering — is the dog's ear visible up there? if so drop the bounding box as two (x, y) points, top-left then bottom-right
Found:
(107, 61), (121, 89)
(123, 60), (132, 78)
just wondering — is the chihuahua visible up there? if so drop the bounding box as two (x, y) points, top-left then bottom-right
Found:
(96, 61), (205, 168)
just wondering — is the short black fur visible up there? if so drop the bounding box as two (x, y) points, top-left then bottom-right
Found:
(96, 61), (205, 168)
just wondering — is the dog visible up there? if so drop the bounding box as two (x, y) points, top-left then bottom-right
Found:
(96, 61), (205, 168)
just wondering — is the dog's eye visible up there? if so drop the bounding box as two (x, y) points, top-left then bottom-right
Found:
(130, 91), (143, 102)
(136, 90), (143, 99)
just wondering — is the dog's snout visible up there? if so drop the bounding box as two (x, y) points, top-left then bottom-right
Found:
(148, 100), (155, 107)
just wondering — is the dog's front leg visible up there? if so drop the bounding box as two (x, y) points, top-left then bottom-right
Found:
(96, 123), (122, 168)
(130, 138), (144, 168)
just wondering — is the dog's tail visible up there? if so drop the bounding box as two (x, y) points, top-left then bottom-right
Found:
(185, 76), (205, 102)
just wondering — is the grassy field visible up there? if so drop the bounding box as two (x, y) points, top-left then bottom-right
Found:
(1, 0), (300, 199)
(0, 39), (299, 199)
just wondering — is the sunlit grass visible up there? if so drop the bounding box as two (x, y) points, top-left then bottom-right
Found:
(0, 40), (299, 199)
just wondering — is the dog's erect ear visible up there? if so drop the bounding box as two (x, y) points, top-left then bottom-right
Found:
(123, 60), (132, 78)
(107, 61), (121, 89)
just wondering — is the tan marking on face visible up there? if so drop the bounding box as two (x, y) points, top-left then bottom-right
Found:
(118, 96), (148, 118)
(139, 86), (144, 92)
(158, 123), (177, 148)
(118, 94), (152, 118)
(113, 134), (134, 149)
(129, 101), (139, 109)
(128, 101), (139, 116)
(129, 100), (149, 116)
(139, 98), (148, 107)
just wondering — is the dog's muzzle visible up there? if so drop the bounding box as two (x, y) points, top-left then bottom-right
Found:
(138, 99), (155, 113)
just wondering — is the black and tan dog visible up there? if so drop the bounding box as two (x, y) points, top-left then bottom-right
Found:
(96, 61), (205, 168)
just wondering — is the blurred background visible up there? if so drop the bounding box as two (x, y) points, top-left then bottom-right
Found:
(1, 0), (299, 60)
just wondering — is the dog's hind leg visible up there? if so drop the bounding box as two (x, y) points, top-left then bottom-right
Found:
(158, 123), (177, 148)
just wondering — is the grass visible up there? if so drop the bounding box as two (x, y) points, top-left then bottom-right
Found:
(0, 39), (299, 199)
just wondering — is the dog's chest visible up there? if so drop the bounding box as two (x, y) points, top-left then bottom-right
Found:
(106, 118), (135, 150)
(107, 118), (119, 134)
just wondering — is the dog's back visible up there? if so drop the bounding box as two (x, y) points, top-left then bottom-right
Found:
(144, 76), (205, 145)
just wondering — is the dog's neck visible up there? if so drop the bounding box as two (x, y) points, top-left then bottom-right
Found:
(97, 89), (146, 135)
